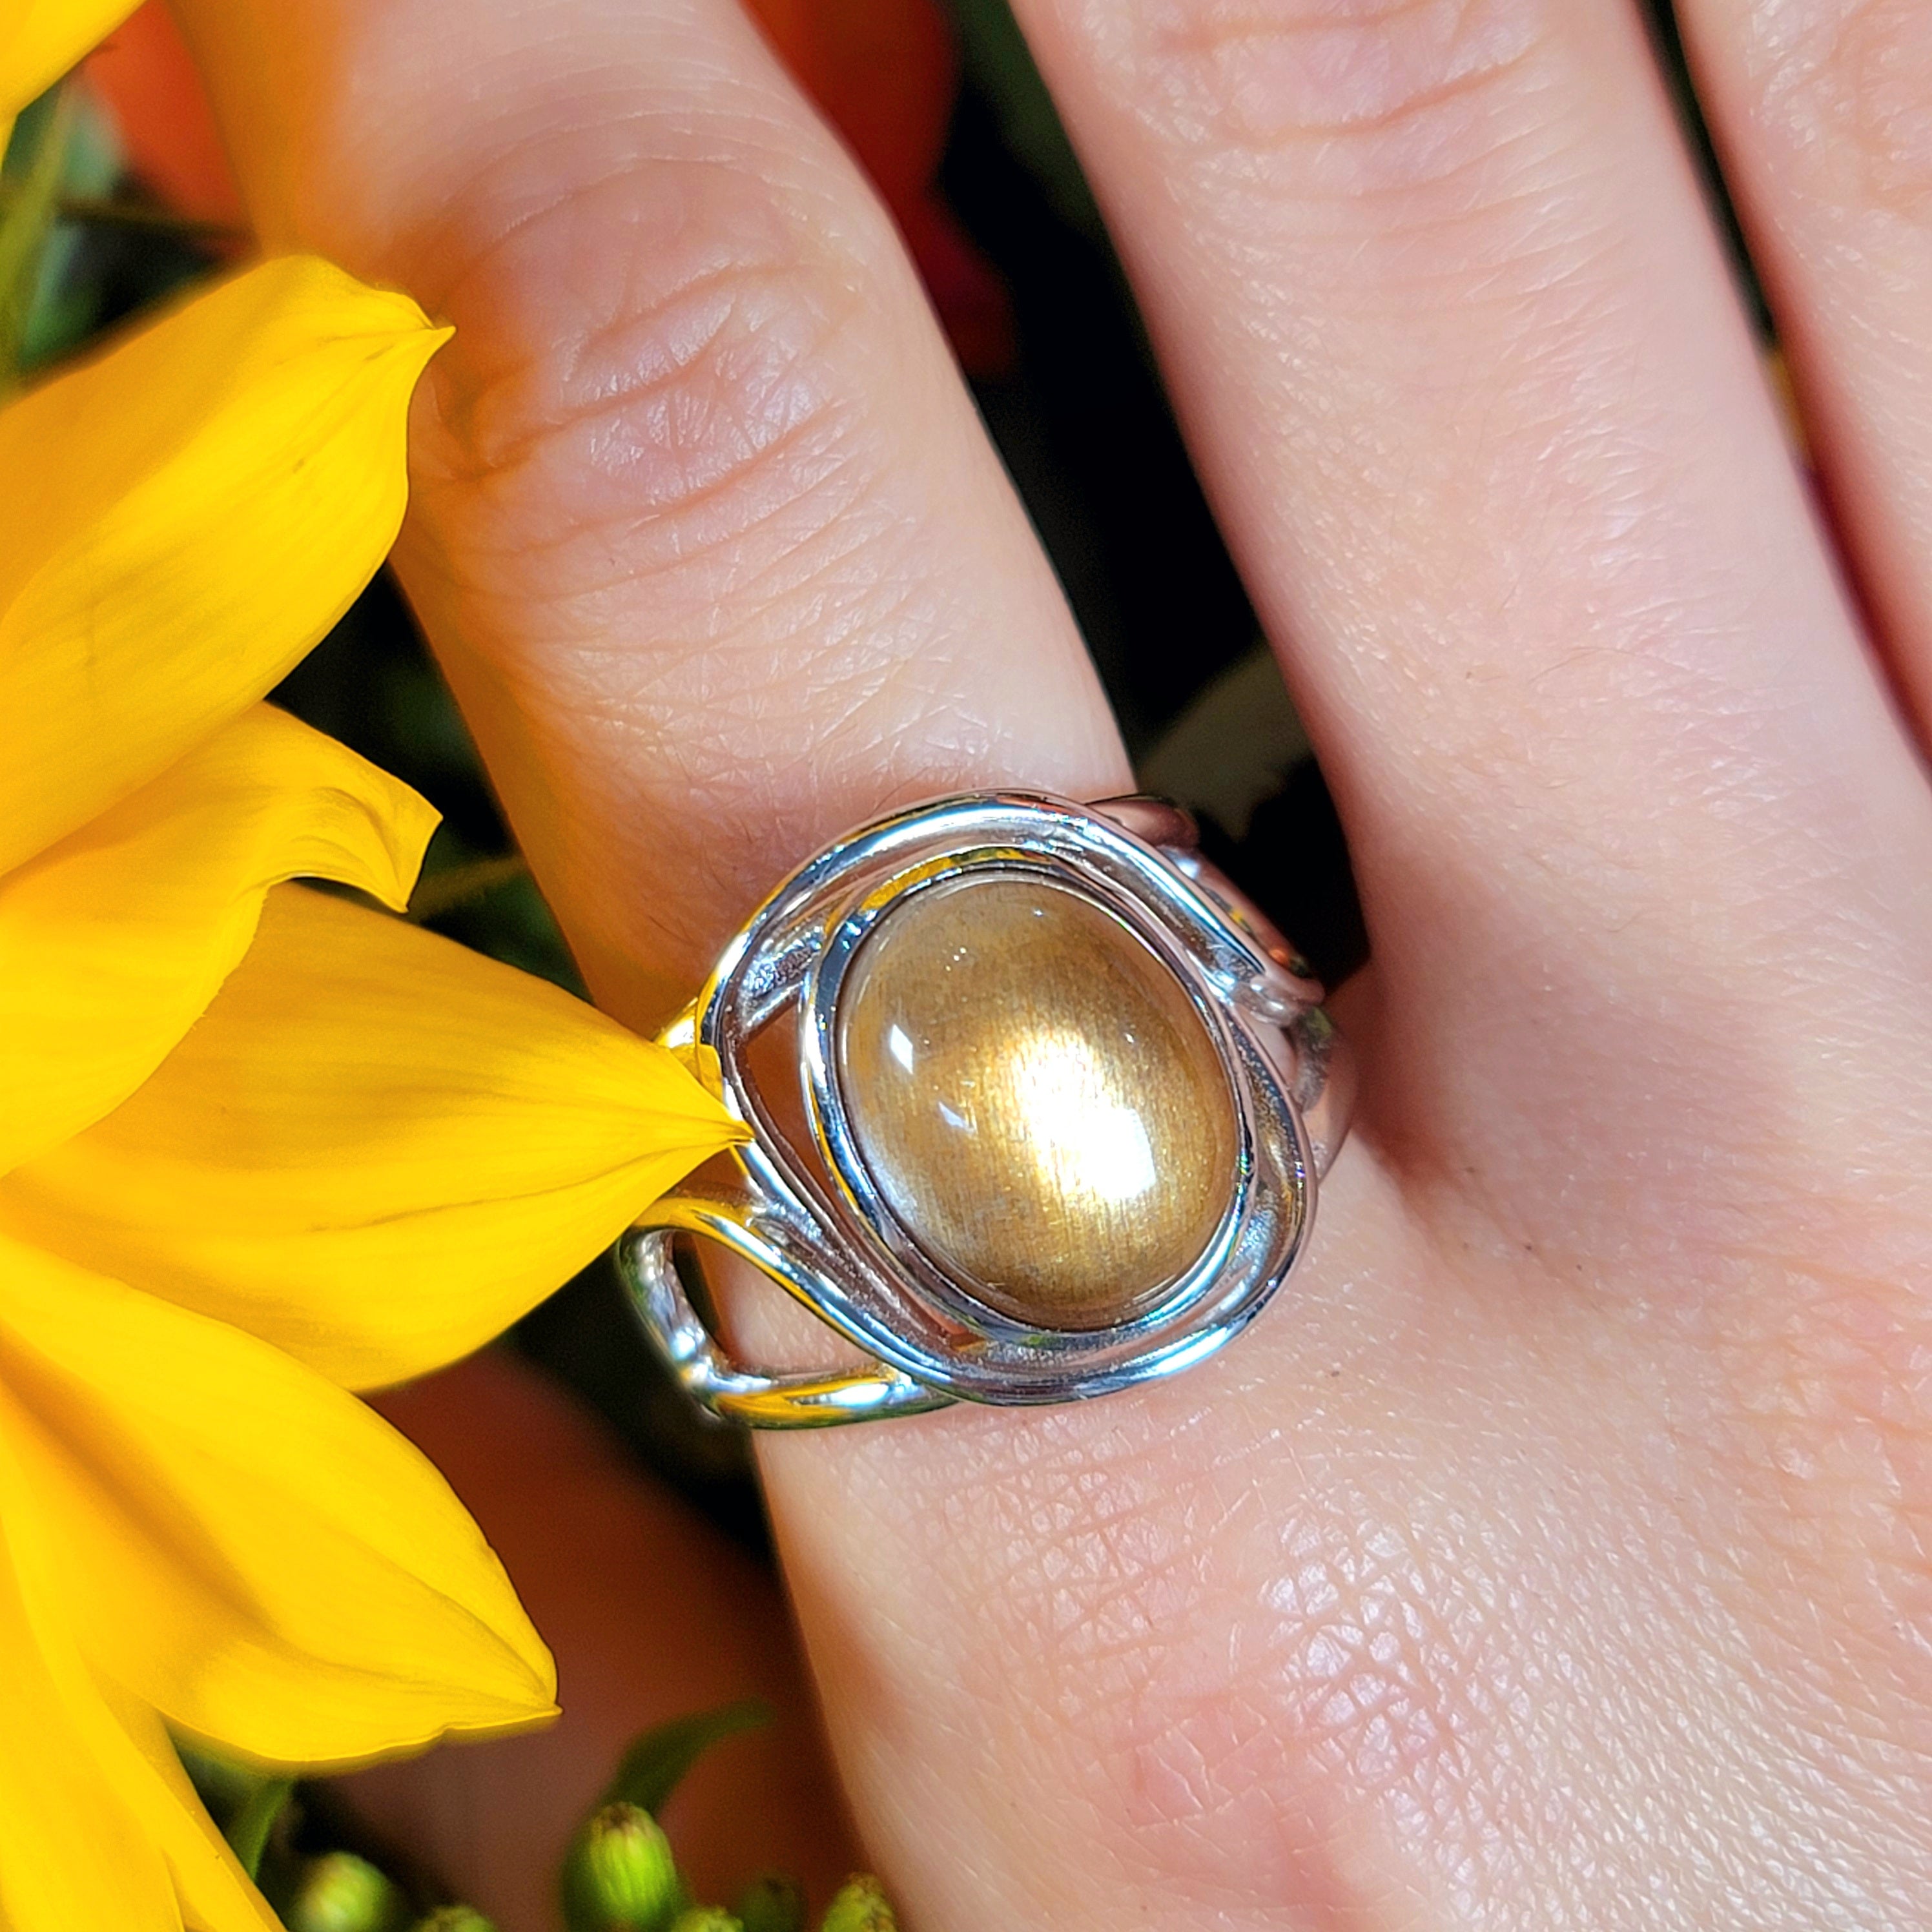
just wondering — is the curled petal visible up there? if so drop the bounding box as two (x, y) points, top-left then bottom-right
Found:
(1, 885), (743, 1388)
(0, 703), (437, 1176)
(0, 1229), (557, 1767)
(2, 0), (139, 121)
(0, 254), (447, 873)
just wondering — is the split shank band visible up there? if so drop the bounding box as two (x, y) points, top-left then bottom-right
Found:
(622, 792), (1353, 1427)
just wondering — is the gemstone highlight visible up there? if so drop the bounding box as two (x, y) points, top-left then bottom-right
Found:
(835, 874), (1236, 1327)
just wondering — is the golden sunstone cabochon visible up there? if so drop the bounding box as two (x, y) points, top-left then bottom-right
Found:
(834, 874), (1238, 1328)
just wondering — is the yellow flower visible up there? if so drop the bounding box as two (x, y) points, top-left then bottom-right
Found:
(0, 26), (745, 1928)
(1, 0), (139, 149)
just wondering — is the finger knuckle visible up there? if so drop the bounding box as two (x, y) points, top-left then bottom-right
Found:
(1756, 0), (1932, 223)
(411, 139), (899, 646)
(1095, 0), (1552, 199)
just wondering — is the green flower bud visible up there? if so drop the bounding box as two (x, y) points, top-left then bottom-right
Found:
(560, 1802), (684, 1932)
(817, 1876), (896, 1932)
(667, 1912), (741, 1932)
(734, 1873), (806, 1932)
(283, 1852), (410, 1932)
(411, 1909), (497, 1932)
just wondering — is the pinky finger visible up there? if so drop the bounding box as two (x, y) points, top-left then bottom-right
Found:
(1681, 0), (1932, 744)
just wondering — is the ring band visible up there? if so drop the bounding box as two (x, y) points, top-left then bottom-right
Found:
(621, 792), (1353, 1427)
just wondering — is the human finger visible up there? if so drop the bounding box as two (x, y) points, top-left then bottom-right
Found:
(1001, 0), (1932, 1215)
(175, 0), (1128, 1027)
(170, 0), (1133, 1909)
(1672, 0), (1932, 744)
(168, 3), (1932, 1928)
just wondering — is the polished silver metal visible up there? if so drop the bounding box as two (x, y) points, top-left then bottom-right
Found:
(619, 792), (1353, 1428)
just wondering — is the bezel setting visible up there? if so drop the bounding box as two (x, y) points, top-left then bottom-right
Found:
(619, 792), (1346, 1427)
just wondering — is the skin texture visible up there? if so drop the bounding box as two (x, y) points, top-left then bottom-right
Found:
(170, 0), (1932, 1923)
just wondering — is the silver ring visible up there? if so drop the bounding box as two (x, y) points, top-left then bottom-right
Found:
(619, 792), (1353, 1427)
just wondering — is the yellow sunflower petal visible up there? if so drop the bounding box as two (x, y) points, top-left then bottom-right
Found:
(103, 1690), (281, 1932)
(2, 0), (139, 121)
(0, 254), (447, 874)
(0, 1423), (180, 1932)
(0, 704), (437, 1177)
(0, 884), (742, 1390)
(0, 1451), (274, 1932)
(0, 1229), (557, 1768)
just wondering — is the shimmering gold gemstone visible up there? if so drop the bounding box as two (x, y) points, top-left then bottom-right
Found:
(835, 874), (1237, 1328)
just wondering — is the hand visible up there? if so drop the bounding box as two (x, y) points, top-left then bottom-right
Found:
(174, 0), (1932, 1922)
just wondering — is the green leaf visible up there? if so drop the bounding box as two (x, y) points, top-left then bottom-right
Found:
(172, 1738), (260, 1823)
(407, 853), (529, 921)
(171, 1738), (296, 1882)
(32, 192), (240, 240)
(0, 85), (74, 384)
(226, 1776), (296, 1881)
(597, 1701), (771, 1816)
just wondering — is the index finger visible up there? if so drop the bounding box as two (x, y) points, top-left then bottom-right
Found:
(179, 0), (1128, 1025)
